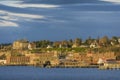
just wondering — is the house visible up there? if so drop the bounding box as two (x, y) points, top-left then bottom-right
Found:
(72, 44), (77, 48)
(47, 45), (53, 49)
(80, 45), (88, 48)
(90, 40), (99, 48)
(28, 43), (36, 50)
(118, 38), (120, 43)
(90, 43), (97, 48)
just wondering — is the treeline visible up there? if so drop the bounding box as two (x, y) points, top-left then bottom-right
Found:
(30, 36), (120, 54)
(33, 36), (120, 48)
(0, 36), (120, 53)
(0, 43), (12, 50)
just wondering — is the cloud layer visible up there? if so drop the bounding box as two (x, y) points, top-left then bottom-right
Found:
(0, 10), (45, 27)
(0, 10), (44, 19)
(0, 20), (18, 27)
(0, 0), (59, 8)
(100, 0), (120, 4)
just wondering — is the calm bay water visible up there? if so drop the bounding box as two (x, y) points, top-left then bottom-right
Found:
(0, 66), (120, 80)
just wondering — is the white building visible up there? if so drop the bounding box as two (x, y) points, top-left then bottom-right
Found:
(118, 38), (120, 43)
(28, 43), (36, 50)
(97, 58), (104, 65)
(0, 60), (7, 64)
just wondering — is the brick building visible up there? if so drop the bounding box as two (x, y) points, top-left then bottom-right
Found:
(7, 56), (30, 65)
(25, 52), (59, 67)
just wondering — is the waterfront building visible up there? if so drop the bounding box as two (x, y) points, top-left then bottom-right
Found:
(7, 56), (30, 65)
(99, 59), (120, 69)
(26, 52), (59, 67)
(87, 52), (116, 64)
(0, 60), (6, 64)
(66, 52), (116, 65)
(38, 52), (59, 67)
(66, 53), (91, 65)
(25, 54), (41, 65)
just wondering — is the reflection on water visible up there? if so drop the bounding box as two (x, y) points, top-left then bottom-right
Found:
(0, 66), (120, 80)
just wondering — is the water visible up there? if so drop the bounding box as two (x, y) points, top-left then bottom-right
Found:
(0, 66), (120, 80)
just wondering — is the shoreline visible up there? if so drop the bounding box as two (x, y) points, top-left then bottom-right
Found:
(1, 65), (120, 70)
(0, 64), (99, 68)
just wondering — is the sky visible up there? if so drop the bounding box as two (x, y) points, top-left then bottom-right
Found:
(0, 0), (120, 43)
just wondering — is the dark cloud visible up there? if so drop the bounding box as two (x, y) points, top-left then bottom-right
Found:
(23, 0), (109, 4)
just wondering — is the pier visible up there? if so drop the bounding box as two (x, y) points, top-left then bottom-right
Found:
(99, 64), (120, 70)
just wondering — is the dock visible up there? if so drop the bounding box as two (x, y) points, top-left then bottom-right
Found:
(99, 64), (120, 70)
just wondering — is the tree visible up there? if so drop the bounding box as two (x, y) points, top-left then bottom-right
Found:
(67, 39), (73, 48)
(85, 36), (94, 45)
(61, 40), (68, 48)
(99, 36), (110, 47)
(74, 38), (82, 47)
(53, 41), (61, 48)
(34, 40), (52, 48)
(111, 36), (119, 45)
